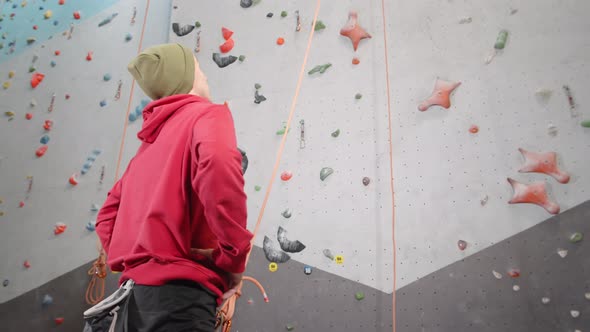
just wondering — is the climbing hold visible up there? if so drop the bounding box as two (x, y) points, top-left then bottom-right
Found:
(314, 20), (326, 31)
(535, 88), (553, 104)
(29, 66), (36, 73)
(254, 90), (266, 104)
(280, 171), (293, 181)
(238, 55), (246, 62)
(277, 226), (306, 253)
(129, 113), (137, 122)
(54, 50), (61, 56)
(53, 20), (59, 26)
(30, 72), (45, 88)
(303, 266), (312, 275)
(222, 27), (233, 40)
(541, 297), (550, 304)
(308, 63), (332, 75)
(513, 285), (520, 292)
(320, 167), (334, 181)
(73, 11), (81, 20)
(59, 0), (65, 5)
(2, 279), (8, 287)
(352, 57), (360, 65)
(44, 10), (52, 19)
(254, 83), (262, 90)
(457, 240), (467, 251)
(331, 129), (340, 137)
(98, 13), (118, 27)
(54, 317), (65, 325)
(277, 37), (285, 45)
(281, 11), (288, 18)
(517, 148), (570, 184)
(103, 73), (112, 81)
(195, 21), (202, 28)
(54, 222), (67, 235)
(458, 17), (472, 24)
(557, 249), (568, 258)
(492, 270), (502, 279)
(355, 93), (362, 100)
(91, 203), (100, 212)
(585, 292), (590, 300)
(507, 269), (520, 278)
(494, 30), (509, 50)
(23, 260), (31, 268)
(547, 124), (558, 136)
(172, 23), (195, 37)
(50, 61), (56, 67)
(99, 100), (107, 107)
(254, 185), (261, 191)
(362, 177), (370, 186)
(237, 147), (248, 174)
(334, 255), (344, 264)
(40, 135), (50, 144)
(4, 111), (15, 117)
(25, 113), (32, 120)
(33, 25), (38, 30)
(35, 146), (48, 157)
(219, 39), (235, 54)
(268, 262), (278, 272)
(86, 220), (96, 232)
(581, 120), (590, 128)
(2, 81), (10, 89)
(18, 201), (24, 208)
(355, 291), (365, 301)
(26, 37), (36, 44)
(43, 120), (53, 131)
(507, 178), (560, 214)
(285, 323), (295, 331)
(469, 125), (479, 134)
(240, 0), (253, 8)
(212, 53), (238, 68)
(125, 33), (133, 42)
(323, 249), (334, 260)
(571, 310), (580, 318)
(263, 236), (290, 263)
(8, 71), (15, 79)
(65, 94), (70, 100)
(69, 174), (78, 185)
(340, 11), (372, 51)
(86, 52), (93, 61)
(281, 209), (292, 219)
(42, 294), (53, 306)
(418, 78), (461, 111)
(569, 232), (583, 243)
(266, 12), (274, 18)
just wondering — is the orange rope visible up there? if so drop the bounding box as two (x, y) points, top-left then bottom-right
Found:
(215, 276), (268, 332)
(86, 0), (152, 305)
(85, 250), (107, 305)
(380, 0), (397, 330)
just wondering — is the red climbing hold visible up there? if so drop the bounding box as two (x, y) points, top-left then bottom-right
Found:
(54, 223), (67, 235)
(86, 52), (93, 61)
(222, 27), (233, 40)
(19, 201), (24, 208)
(54, 50), (60, 56)
(469, 125), (479, 134)
(33, 25), (38, 30)
(219, 38), (235, 53)
(69, 174), (78, 185)
(30, 73), (45, 88)
(35, 146), (48, 157)
(25, 113), (33, 120)
(23, 260), (31, 269)
(73, 11), (81, 20)
(43, 120), (53, 131)
(352, 57), (360, 65)
(59, 0), (65, 5)
(65, 94), (70, 100)
(54, 317), (65, 325)
(277, 37), (285, 45)
(281, 171), (293, 181)
(507, 269), (520, 278)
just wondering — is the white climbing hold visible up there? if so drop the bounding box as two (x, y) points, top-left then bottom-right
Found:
(30, 99), (37, 107)
(585, 292), (590, 300)
(512, 285), (520, 291)
(571, 310), (580, 318)
(458, 17), (472, 24)
(492, 270), (502, 279)
(480, 195), (488, 206)
(541, 297), (550, 304)
(557, 248), (568, 258)
(535, 88), (552, 104)
(547, 124), (558, 137)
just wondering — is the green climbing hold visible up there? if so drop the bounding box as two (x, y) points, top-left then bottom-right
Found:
(238, 55), (246, 62)
(26, 37), (36, 44)
(494, 29), (509, 50)
(331, 129), (340, 137)
(254, 83), (261, 90)
(195, 21), (201, 28)
(314, 20), (326, 31)
(581, 120), (590, 128)
(28, 66), (36, 73)
(570, 232), (583, 243)
(276, 124), (289, 135)
(254, 185), (261, 191)
(355, 93), (362, 100)
(355, 291), (365, 301)
(285, 323), (295, 331)
(308, 63), (332, 75)
(320, 167), (333, 181)
(281, 11), (288, 18)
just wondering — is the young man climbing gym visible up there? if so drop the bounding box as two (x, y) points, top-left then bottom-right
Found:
(89, 43), (253, 331)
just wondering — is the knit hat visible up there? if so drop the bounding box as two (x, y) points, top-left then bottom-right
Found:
(127, 43), (195, 100)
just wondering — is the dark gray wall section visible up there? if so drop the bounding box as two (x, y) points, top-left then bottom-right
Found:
(1, 200), (588, 331)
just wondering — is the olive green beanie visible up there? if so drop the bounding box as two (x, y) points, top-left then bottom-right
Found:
(127, 43), (195, 100)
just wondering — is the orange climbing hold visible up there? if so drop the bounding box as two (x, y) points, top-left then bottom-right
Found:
(518, 148), (570, 184)
(352, 57), (360, 65)
(25, 113), (33, 120)
(73, 11), (81, 20)
(418, 78), (461, 112)
(219, 38), (235, 53)
(222, 27), (233, 40)
(30, 73), (45, 88)
(69, 174), (79, 185)
(507, 178), (560, 215)
(86, 52), (93, 61)
(277, 37), (285, 45)
(469, 125), (479, 133)
(35, 146), (48, 157)
(340, 11), (372, 51)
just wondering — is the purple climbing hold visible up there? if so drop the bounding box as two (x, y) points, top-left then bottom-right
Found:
(362, 177), (370, 186)
(457, 240), (467, 251)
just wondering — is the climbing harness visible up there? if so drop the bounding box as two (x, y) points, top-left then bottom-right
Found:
(215, 276), (268, 332)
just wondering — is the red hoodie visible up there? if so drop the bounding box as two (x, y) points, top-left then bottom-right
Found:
(96, 94), (253, 304)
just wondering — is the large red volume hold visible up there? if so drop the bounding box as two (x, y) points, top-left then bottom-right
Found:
(219, 39), (235, 53)
(222, 27), (233, 40)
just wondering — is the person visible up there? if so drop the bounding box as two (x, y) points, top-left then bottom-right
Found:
(95, 43), (253, 331)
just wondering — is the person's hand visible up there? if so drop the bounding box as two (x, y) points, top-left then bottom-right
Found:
(190, 248), (243, 299)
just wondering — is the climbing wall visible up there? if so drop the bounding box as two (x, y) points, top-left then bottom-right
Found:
(168, 0), (590, 330)
(0, 0), (172, 307)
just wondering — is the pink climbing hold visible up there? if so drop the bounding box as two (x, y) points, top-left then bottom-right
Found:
(518, 148), (570, 184)
(23, 260), (31, 269)
(457, 240), (467, 251)
(418, 79), (461, 111)
(73, 11), (81, 20)
(69, 174), (79, 185)
(222, 27), (233, 40)
(35, 146), (48, 158)
(340, 11), (372, 51)
(86, 52), (93, 61)
(18, 201), (25, 208)
(507, 178), (560, 214)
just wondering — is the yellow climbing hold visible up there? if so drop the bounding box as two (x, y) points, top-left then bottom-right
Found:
(5, 111), (15, 117)
(21, 1), (27, 7)
(0, 211), (4, 217)
(44, 10), (53, 19)
(269, 262), (278, 272)
(335, 255), (344, 265)
(8, 71), (15, 78)
(2, 82), (10, 89)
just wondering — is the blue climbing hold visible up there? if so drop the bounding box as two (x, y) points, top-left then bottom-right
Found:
(141, 99), (150, 108)
(99, 100), (107, 107)
(129, 112), (137, 122)
(40, 135), (50, 144)
(42, 294), (53, 306)
(12, 4), (17, 8)
(39, 6), (44, 10)
(53, 20), (58, 26)
(50, 61), (56, 67)
(2, 279), (8, 287)
(90, 204), (100, 212)
(103, 73), (112, 82)
(86, 221), (96, 232)
(125, 33), (133, 42)
(93, 149), (102, 155)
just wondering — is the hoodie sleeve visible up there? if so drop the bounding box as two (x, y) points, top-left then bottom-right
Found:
(192, 105), (253, 274)
(95, 178), (123, 257)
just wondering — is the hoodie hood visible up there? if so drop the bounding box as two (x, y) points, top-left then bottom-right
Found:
(138, 94), (209, 143)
